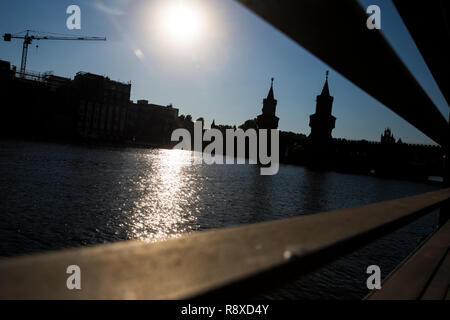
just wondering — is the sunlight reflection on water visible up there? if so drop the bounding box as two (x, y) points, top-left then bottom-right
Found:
(126, 149), (199, 242)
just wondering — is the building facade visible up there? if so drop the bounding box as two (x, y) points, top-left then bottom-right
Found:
(72, 72), (131, 140)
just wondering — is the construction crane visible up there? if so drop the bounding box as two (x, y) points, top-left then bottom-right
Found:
(3, 30), (106, 75)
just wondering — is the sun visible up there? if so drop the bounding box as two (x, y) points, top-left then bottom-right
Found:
(146, 0), (217, 58)
(163, 3), (202, 43)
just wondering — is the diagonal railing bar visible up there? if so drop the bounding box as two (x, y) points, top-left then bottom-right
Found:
(365, 220), (450, 300)
(0, 189), (449, 299)
(236, 0), (449, 146)
(393, 0), (450, 108)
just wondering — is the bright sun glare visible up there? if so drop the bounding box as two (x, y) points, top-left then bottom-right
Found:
(164, 3), (202, 42)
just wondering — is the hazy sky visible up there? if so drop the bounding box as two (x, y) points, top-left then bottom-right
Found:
(0, 0), (448, 144)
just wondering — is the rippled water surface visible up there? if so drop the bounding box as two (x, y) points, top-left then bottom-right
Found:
(0, 140), (440, 299)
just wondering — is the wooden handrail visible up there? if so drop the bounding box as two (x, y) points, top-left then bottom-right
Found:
(365, 219), (450, 300)
(0, 189), (449, 299)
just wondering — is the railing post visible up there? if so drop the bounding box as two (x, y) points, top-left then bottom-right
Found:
(439, 112), (450, 228)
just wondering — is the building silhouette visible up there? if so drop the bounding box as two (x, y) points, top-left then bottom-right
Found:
(72, 72), (131, 140)
(127, 99), (179, 146)
(0, 56), (445, 182)
(308, 71), (336, 146)
(256, 78), (279, 130)
(381, 128), (396, 144)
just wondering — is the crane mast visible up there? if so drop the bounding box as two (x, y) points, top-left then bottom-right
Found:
(3, 30), (106, 75)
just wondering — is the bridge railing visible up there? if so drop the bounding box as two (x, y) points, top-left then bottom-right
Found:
(0, 189), (449, 299)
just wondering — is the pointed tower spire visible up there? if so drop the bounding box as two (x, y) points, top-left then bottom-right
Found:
(267, 77), (275, 100)
(257, 77), (279, 129)
(309, 70), (336, 144)
(321, 71), (330, 96)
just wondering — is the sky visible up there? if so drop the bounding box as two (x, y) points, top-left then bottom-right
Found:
(0, 0), (448, 145)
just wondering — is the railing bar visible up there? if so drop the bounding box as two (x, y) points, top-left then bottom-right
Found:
(195, 197), (448, 299)
(0, 189), (449, 299)
(365, 221), (450, 300)
(393, 1), (450, 108)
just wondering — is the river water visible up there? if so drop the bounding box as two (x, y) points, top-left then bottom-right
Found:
(0, 140), (440, 299)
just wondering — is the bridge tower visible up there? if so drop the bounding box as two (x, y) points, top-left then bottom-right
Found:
(309, 71), (336, 145)
(257, 78), (279, 130)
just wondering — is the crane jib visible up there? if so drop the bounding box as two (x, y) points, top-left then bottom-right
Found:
(2, 31), (106, 75)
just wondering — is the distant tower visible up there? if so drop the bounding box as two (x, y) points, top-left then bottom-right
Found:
(257, 78), (279, 129)
(309, 71), (336, 145)
(381, 128), (396, 144)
